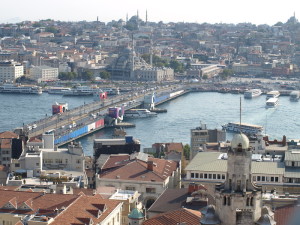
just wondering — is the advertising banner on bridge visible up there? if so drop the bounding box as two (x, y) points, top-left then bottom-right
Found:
(100, 92), (107, 100)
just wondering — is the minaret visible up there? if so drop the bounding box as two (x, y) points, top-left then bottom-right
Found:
(146, 10), (148, 26)
(126, 13), (128, 24)
(215, 133), (262, 225)
(137, 10), (140, 29)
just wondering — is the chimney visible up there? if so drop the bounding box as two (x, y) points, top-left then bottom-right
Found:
(147, 161), (154, 171)
(283, 135), (287, 146)
(188, 183), (198, 194)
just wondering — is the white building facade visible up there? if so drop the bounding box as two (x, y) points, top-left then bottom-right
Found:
(30, 65), (58, 82)
(0, 61), (24, 82)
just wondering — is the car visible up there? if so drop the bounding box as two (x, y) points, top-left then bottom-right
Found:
(32, 124), (37, 129)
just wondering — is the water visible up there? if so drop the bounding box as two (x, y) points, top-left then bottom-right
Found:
(1, 92), (299, 156)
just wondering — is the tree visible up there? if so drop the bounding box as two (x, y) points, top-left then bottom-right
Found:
(183, 144), (190, 160)
(81, 71), (94, 81)
(100, 71), (111, 79)
(219, 69), (234, 80)
(45, 26), (58, 33)
(58, 72), (77, 80)
(169, 60), (184, 73)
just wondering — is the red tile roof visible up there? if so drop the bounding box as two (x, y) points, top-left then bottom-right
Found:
(100, 157), (178, 182)
(275, 204), (298, 225)
(143, 208), (201, 225)
(51, 195), (122, 225)
(0, 131), (18, 139)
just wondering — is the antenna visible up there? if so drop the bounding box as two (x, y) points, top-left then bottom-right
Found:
(239, 96), (242, 132)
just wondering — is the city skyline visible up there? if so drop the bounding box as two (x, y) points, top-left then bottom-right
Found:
(0, 0), (299, 25)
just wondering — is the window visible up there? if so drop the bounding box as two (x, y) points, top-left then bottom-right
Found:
(217, 174), (221, 179)
(262, 176), (265, 182)
(222, 174), (225, 179)
(213, 174), (216, 179)
(204, 174), (208, 179)
(191, 173), (195, 178)
(126, 186), (135, 191)
(146, 188), (156, 193)
(200, 173), (203, 178)
(275, 177), (279, 182)
(271, 177), (274, 182)
(208, 174), (212, 179)
(15, 163), (20, 167)
(195, 173), (199, 178)
(76, 159), (81, 164)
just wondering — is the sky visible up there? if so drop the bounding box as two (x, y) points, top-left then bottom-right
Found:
(0, 0), (299, 25)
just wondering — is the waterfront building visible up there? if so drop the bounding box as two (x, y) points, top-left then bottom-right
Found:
(30, 65), (59, 82)
(96, 152), (180, 208)
(8, 133), (87, 189)
(190, 124), (226, 160)
(0, 131), (22, 168)
(0, 61), (23, 82)
(135, 67), (174, 82)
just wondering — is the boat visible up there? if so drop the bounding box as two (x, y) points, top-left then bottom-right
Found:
(63, 86), (102, 96)
(266, 91), (280, 100)
(102, 88), (120, 95)
(290, 91), (300, 101)
(124, 109), (157, 118)
(0, 83), (42, 94)
(244, 89), (262, 99)
(266, 97), (279, 108)
(222, 122), (263, 134)
(47, 87), (71, 94)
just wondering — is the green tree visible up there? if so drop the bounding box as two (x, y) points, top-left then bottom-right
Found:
(169, 60), (184, 73)
(58, 72), (77, 80)
(183, 144), (190, 160)
(81, 71), (94, 81)
(219, 68), (234, 80)
(45, 26), (58, 33)
(100, 71), (111, 79)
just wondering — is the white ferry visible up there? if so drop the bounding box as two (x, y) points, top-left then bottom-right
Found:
(47, 87), (71, 94)
(124, 109), (157, 118)
(102, 88), (120, 95)
(266, 97), (279, 108)
(244, 89), (262, 99)
(222, 122), (263, 134)
(266, 91), (280, 100)
(63, 86), (102, 96)
(0, 83), (42, 94)
(290, 91), (300, 102)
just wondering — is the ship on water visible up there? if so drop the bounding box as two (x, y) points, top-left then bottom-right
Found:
(0, 83), (42, 94)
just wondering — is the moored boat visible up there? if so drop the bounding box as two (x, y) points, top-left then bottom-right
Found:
(0, 83), (42, 94)
(124, 109), (157, 118)
(266, 91), (280, 100)
(266, 97), (279, 108)
(244, 89), (262, 99)
(222, 122), (263, 134)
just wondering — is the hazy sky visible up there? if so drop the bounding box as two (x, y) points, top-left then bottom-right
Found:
(0, 0), (299, 25)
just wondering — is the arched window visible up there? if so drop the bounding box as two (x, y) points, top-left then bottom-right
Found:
(246, 197), (250, 206)
(250, 197), (254, 206)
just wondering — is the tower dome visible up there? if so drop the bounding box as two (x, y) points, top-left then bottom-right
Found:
(128, 208), (144, 220)
(231, 133), (249, 149)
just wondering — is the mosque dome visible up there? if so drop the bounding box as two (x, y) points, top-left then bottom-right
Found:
(231, 133), (249, 149)
(128, 208), (144, 219)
